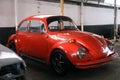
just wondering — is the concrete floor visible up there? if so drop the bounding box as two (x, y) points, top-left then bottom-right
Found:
(25, 39), (120, 80)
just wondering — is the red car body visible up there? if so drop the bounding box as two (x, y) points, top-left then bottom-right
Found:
(7, 15), (118, 75)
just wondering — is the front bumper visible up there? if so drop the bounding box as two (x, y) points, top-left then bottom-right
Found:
(0, 62), (25, 80)
(74, 52), (119, 69)
(0, 72), (24, 80)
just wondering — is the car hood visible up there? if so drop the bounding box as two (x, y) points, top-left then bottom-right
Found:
(56, 31), (109, 59)
(0, 44), (24, 67)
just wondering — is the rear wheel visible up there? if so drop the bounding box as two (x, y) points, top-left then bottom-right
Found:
(50, 50), (71, 75)
(8, 41), (16, 52)
(8, 41), (22, 57)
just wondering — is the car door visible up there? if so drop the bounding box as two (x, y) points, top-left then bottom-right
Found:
(17, 20), (30, 54)
(27, 20), (48, 60)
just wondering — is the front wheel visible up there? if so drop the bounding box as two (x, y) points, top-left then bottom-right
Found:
(50, 50), (72, 75)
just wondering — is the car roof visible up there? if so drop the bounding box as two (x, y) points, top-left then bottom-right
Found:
(25, 15), (55, 20)
(24, 15), (70, 20)
(32, 15), (54, 18)
(20, 15), (72, 24)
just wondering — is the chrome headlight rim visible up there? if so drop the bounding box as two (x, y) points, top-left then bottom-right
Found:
(77, 47), (87, 59)
(108, 41), (114, 51)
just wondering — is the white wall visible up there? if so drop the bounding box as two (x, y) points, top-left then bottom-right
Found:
(0, 0), (15, 27)
(17, 0), (38, 22)
(84, 6), (115, 25)
(64, 3), (80, 25)
(117, 10), (120, 24)
(17, 0), (118, 25)
(17, 0), (80, 25)
(0, 0), (120, 27)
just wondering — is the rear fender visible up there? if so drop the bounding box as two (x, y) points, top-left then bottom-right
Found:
(7, 34), (16, 46)
(6, 34), (20, 53)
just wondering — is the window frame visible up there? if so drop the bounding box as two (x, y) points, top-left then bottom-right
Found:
(18, 20), (29, 32)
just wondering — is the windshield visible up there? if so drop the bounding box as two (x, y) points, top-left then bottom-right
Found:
(47, 16), (78, 31)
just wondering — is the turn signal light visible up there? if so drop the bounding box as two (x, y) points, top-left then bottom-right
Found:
(68, 39), (76, 43)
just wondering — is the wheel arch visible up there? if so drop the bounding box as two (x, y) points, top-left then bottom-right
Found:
(7, 34), (16, 47)
(46, 42), (79, 65)
(49, 48), (65, 62)
(6, 34), (20, 53)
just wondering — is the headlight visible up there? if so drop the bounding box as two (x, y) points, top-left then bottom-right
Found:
(108, 42), (114, 51)
(77, 47), (87, 59)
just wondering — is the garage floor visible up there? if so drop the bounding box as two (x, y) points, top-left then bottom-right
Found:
(25, 39), (120, 80)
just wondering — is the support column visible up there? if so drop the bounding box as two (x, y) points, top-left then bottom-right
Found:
(60, 0), (64, 16)
(14, 0), (18, 31)
(114, 0), (118, 42)
(80, 1), (84, 31)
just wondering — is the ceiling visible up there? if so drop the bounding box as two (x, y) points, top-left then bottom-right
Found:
(37, 0), (104, 3)
(37, 0), (119, 7)
(36, 0), (107, 6)
(68, 0), (104, 3)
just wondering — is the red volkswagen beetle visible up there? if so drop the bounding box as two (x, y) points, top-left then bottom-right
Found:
(7, 15), (118, 75)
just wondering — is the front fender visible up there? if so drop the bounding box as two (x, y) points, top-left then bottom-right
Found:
(46, 42), (81, 64)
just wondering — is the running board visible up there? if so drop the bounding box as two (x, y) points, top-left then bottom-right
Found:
(21, 54), (46, 64)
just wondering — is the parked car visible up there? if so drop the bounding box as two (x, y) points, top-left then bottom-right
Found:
(7, 15), (118, 75)
(0, 44), (26, 80)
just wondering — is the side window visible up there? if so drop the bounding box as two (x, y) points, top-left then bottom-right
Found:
(29, 20), (45, 33)
(18, 21), (28, 32)
(48, 21), (59, 31)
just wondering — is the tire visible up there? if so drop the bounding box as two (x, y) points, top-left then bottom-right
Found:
(8, 41), (16, 52)
(50, 50), (71, 75)
(8, 41), (24, 58)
